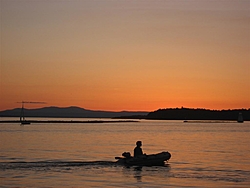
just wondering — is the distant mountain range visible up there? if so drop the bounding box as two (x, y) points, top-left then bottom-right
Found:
(0, 106), (149, 118)
(1, 106), (249, 121)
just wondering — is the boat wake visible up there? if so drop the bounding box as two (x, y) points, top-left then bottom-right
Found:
(0, 161), (117, 170)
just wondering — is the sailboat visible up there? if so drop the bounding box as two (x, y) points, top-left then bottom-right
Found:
(237, 112), (244, 123)
(20, 102), (31, 125)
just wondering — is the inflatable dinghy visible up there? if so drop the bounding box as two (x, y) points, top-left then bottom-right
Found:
(115, 151), (171, 166)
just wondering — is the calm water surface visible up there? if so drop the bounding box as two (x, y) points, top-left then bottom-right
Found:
(0, 118), (249, 187)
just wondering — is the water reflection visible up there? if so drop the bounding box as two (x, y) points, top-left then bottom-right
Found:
(133, 166), (142, 182)
(122, 164), (171, 184)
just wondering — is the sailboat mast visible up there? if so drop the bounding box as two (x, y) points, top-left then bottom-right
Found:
(20, 102), (25, 122)
(18, 101), (46, 125)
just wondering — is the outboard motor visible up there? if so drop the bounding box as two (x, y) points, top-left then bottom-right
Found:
(122, 152), (131, 159)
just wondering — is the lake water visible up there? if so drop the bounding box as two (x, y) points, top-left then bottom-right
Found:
(0, 118), (249, 187)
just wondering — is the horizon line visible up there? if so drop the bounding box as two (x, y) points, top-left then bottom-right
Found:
(1, 105), (250, 112)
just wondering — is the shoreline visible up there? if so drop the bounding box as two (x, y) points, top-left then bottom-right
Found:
(0, 120), (139, 124)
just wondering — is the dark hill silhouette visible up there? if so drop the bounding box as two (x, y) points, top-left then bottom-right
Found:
(146, 108), (250, 121)
(1, 106), (249, 120)
(0, 106), (148, 118)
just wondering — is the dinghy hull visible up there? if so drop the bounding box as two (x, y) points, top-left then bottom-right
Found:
(116, 151), (171, 166)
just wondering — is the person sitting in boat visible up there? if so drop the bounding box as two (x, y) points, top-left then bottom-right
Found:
(134, 141), (144, 157)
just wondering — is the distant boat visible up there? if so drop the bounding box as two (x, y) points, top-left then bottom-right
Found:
(20, 121), (31, 125)
(20, 102), (31, 125)
(237, 112), (244, 123)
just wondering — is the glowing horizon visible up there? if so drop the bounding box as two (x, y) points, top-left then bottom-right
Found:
(1, 0), (249, 111)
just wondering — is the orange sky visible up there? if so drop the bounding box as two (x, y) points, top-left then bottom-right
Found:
(1, 0), (249, 111)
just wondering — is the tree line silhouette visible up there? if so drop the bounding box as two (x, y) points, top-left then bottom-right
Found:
(146, 107), (250, 121)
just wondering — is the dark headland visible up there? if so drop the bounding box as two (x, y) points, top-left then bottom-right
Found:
(115, 107), (250, 121)
(145, 108), (250, 121)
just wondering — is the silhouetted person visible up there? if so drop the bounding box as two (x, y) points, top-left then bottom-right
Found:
(134, 141), (143, 157)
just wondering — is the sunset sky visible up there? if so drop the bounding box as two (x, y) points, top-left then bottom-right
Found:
(1, 0), (249, 111)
